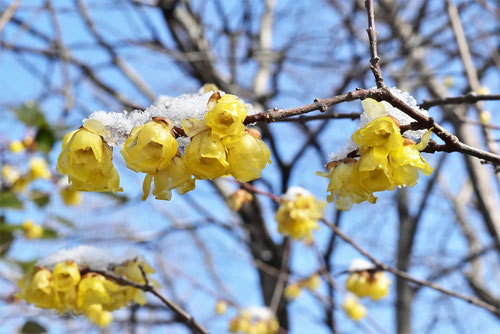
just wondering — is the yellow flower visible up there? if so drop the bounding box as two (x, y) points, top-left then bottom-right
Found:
(229, 316), (250, 333)
(369, 272), (391, 301)
(354, 151), (395, 193)
(345, 271), (391, 301)
(480, 111), (491, 123)
(77, 274), (112, 310)
(227, 189), (253, 211)
(19, 268), (55, 309)
(226, 129), (271, 182)
(389, 132), (433, 187)
(343, 295), (366, 321)
(113, 259), (155, 285)
(54, 287), (78, 313)
(121, 119), (178, 173)
(57, 127), (121, 193)
(352, 116), (404, 151)
(29, 157), (51, 180)
(215, 300), (228, 315)
(476, 86), (490, 95)
(60, 187), (82, 206)
(275, 188), (325, 240)
(184, 129), (229, 180)
(21, 220), (44, 239)
(443, 75), (454, 88)
(205, 94), (247, 138)
(284, 284), (301, 300)
(10, 140), (24, 153)
(345, 273), (371, 298)
(52, 261), (81, 292)
(303, 274), (320, 291)
(318, 160), (376, 211)
(142, 155), (196, 201)
(85, 303), (113, 327)
(2, 165), (21, 184)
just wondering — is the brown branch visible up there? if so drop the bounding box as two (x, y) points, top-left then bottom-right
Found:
(320, 218), (500, 316)
(364, 0), (385, 88)
(81, 268), (209, 334)
(420, 93), (500, 109)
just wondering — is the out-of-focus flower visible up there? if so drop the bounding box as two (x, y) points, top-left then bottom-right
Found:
(275, 187), (325, 240)
(476, 86), (490, 95)
(17, 268), (55, 309)
(226, 129), (271, 182)
(227, 189), (253, 211)
(2, 165), (21, 184)
(229, 307), (278, 334)
(284, 284), (301, 300)
(480, 111), (491, 124)
(215, 300), (228, 315)
(443, 75), (454, 88)
(345, 259), (391, 301)
(21, 220), (44, 239)
(121, 119), (178, 173)
(29, 157), (51, 180)
(343, 295), (366, 321)
(60, 187), (82, 206)
(205, 94), (247, 138)
(85, 303), (113, 327)
(57, 126), (121, 193)
(9, 140), (25, 153)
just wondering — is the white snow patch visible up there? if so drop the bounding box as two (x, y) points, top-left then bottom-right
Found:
(36, 245), (143, 271)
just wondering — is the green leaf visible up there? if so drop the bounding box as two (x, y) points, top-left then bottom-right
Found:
(50, 215), (75, 229)
(0, 222), (14, 256)
(17, 260), (37, 274)
(20, 320), (47, 334)
(41, 227), (57, 239)
(15, 102), (47, 128)
(35, 126), (55, 154)
(0, 191), (23, 209)
(100, 191), (129, 203)
(31, 191), (50, 208)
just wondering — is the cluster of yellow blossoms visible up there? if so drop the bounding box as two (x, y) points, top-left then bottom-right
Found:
(229, 307), (279, 334)
(342, 259), (391, 322)
(16, 259), (156, 327)
(21, 220), (44, 239)
(346, 270), (391, 301)
(343, 295), (367, 322)
(275, 187), (325, 240)
(318, 99), (433, 211)
(2, 157), (51, 192)
(56, 93), (271, 200)
(284, 273), (320, 300)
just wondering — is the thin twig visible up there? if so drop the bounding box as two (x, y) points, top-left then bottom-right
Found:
(320, 218), (500, 316)
(420, 93), (500, 109)
(364, 0), (385, 88)
(83, 268), (209, 334)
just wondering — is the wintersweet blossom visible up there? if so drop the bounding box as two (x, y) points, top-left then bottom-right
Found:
(57, 126), (121, 193)
(28, 157), (51, 180)
(318, 97), (433, 210)
(275, 187), (325, 240)
(10, 140), (24, 153)
(184, 129), (229, 180)
(16, 246), (157, 327)
(142, 154), (196, 201)
(226, 129), (271, 182)
(60, 187), (82, 206)
(343, 295), (366, 321)
(345, 259), (391, 301)
(204, 93), (247, 138)
(121, 119), (178, 173)
(229, 307), (279, 334)
(21, 220), (44, 239)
